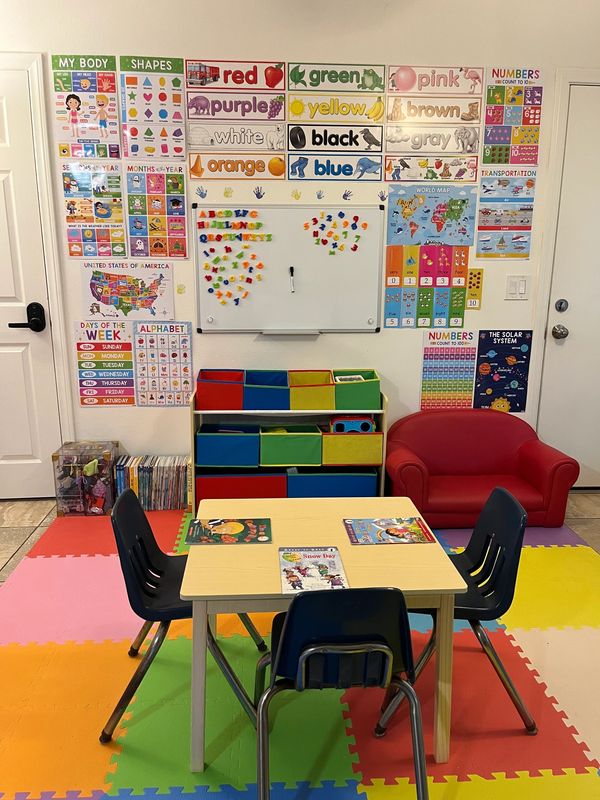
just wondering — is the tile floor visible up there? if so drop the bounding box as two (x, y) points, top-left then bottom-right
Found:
(1, 491), (599, 584)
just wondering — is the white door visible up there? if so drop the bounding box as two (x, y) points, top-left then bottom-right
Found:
(538, 84), (600, 486)
(0, 58), (63, 497)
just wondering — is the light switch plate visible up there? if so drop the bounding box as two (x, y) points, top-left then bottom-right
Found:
(506, 275), (529, 300)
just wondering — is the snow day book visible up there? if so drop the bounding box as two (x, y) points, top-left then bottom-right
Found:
(279, 546), (348, 593)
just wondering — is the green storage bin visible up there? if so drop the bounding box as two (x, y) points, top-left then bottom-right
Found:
(333, 369), (381, 410)
(260, 425), (322, 466)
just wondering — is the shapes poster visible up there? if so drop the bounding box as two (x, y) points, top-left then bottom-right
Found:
(62, 162), (126, 258)
(126, 164), (187, 258)
(384, 244), (469, 328)
(387, 184), (477, 246)
(133, 321), (193, 407)
(120, 56), (185, 159)
(477, 168), (537, 258)
(52, 54), (120, 159)
(81, 262), (174, 321)
(473, 330), (533, 413)
(483, 68), (543, 166)
(420, 330), (477, 410)
(75, 320), (135, 407)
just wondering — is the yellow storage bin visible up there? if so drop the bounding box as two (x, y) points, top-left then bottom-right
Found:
(289, 370), (335, 410)
(322, 432), (383, 466)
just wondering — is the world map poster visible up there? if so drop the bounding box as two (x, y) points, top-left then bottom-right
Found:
(387, 184), (477, 246)
(80, 262), (174, 321)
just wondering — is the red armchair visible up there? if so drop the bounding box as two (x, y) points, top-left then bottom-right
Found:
(386, 409), (579, 528)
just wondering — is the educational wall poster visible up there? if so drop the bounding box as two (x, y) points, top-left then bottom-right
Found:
(133, 321), (193, 406)
(62, 162), (126, 258)
(385, 125), (480, 157)
(483, 68), (543, 166)
(186, 60), (285, 92)
(420, 330), (477, 410)
(126, 164), (187, 258)
(387, 66), (484, 96)
(119, 56), (185, 159)
(81, 262), (174, 320)
(476, 167), (537, 258)
(288, 124), (383, 153)
(188, 122), (286, 151)
(288, 63), (386, 93)
(197, 207), (271, 306)
(466, 268), (484, 310)
(287, 93), (385, 125)
(387, 184), (477, 246)
(187, 91), (286, 122)
(473, 329), (533, 413)
(52, 54), (120, 159)
(384, 155), (477, 183)
(189, 153), (286, 181)
(387, 95), (481, 126)
(75, 320), (135, 407)
(384, 243), (469, 328)
(288, 153), (382, 181)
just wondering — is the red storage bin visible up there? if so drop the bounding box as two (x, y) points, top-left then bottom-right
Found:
(195, 472), (287, 500)
(195, 369), (244, 410)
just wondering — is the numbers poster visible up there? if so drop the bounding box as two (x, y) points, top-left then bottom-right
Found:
(62, 162), (126, 258)
(420, 330), (477, 410)
(133, 321), (193, 407)
(126, 165), (187, 258)
(387, 184), (477, 246)
(81, 262), (174, 321)
(52, 54), (120, 159)
(473, 330), (533, 413)
(120, 56), (185, 159)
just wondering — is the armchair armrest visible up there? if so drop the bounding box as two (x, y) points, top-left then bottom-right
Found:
(385, 444), (429, 508)
(517, 438), (580, 503)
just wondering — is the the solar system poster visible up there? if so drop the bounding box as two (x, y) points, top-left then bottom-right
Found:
(473, 330), (532, 412)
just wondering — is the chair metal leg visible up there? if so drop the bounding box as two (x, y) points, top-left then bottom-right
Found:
(100, 620), (170, 743)
(397, 678), (429, 800)
(207, 625), (257, 727)
(254, 652), (272, 706)
(469, 621), (537, 734)
(257, 684), (285, 800)
(238, 612), (268, 652)
(128, 620), (154, 657)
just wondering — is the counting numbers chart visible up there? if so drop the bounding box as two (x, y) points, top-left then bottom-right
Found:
(421, 345), (477, 409)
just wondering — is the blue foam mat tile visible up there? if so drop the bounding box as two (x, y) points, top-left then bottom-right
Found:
(408, 613), (503, 633)
(105, 784), (361, 800)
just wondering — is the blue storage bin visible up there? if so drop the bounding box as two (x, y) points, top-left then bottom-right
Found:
(195, 424), (260, 467)
(286, 469), (378, 498)
(243, 370), (290, 410)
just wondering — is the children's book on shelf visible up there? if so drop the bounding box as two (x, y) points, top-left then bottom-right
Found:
(343, 517), (435, 545)
(279, 546), (348, 593)
(186, 518), (272, 544)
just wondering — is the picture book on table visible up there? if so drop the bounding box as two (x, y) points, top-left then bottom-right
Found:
(185, 518), (272, 545)
(279, 547), (348, 593)
(343, 517), (435, 544)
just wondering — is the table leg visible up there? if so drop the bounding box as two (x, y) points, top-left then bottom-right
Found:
(191, 599), (208, 772)
(433, 593), (454, 763)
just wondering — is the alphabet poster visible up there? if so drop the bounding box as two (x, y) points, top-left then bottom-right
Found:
(476, 168), (537, 258)
(52, 54), (120, 159)
(62, 162), (127, 258)
(421, 330), (477, 410)
(120, 56), (185, 159)
(126, 164), (187, 258)
(473, 330), (533, 413)
(483, 68), (543, 166)
(75, 320), (135, 407)
(81, 262), (174, 321)
(387, 184), (477, 246)
(133, 321), (193, 406)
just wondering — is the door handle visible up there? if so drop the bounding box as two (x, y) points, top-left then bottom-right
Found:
(8, 302), (47, 333)
(551, 324), (569, 340)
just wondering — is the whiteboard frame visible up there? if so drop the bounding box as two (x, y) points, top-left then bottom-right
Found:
(192, 203), (384, 335)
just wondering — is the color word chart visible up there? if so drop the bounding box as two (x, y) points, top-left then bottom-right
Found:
(126, 165), (187, 258)
(420, 331), (477, 410)
(133, 321), (193, 406)
(75, 321), (135, 407)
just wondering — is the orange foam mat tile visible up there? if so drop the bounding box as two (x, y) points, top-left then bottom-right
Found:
(0, 640), (136, 796)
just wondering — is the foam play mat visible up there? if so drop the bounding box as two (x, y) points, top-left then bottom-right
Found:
(0, 513), (599, 798)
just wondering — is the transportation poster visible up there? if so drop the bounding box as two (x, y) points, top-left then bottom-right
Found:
(75, 320), (135, 407)
(473, 329), (533, 413)
(52, 54), (120, 159)
(387, 184), (477, 246)
(81, 262), (174, 321)
(62, 162), (126, 258)
(133, 321), (193, 407)
(119, 56), (185, 159)
(126, 164), (187, 258)
(476, 168), (537, 258)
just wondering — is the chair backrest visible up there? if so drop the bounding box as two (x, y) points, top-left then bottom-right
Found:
(111, 488), (169, 619)
(462, 487), (527, 618)
(271, 588), (415, 690)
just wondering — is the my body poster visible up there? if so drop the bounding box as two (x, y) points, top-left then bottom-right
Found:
(477, 168), (537, 258)
(473, 330), (533, 413)
(62, 162), (126, 257)
(81, 262), (174, 321)
(126, 165), (187, 258)
(75, 321), (135, 407)
(120, 56), (185, 159)
(52, 54), (120, 159)
(421, 330), (477, 409)
(133, 321), (193, 407)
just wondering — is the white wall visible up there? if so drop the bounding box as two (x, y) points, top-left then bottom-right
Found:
(2, 0), (600, 455)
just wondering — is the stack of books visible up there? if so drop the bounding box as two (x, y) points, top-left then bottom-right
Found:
(114, 455), (190, 511)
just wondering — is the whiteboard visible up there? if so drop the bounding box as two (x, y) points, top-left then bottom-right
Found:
(194, 204), (384, 333)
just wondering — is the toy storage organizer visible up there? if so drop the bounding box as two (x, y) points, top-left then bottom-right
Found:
(192, 369), (386, 506)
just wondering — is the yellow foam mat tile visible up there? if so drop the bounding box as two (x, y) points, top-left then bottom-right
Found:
(500, 546), (600, 630)
(508, 627), (600, 763)
(0, 641), (137, 795)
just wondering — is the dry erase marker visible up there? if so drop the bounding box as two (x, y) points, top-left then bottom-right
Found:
(289, 266), (295, 293)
